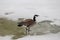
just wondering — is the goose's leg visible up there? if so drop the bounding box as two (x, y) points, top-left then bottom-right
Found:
(26, 27), (28, 35)
(28, 27), (31, 35)
(28, 27), (30, 32)
(26, 27), (31, 35)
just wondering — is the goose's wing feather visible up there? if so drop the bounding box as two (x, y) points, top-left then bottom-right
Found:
(23, 19), (36, 26)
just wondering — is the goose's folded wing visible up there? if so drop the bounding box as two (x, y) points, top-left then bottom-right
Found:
(23, 19), (36, 26)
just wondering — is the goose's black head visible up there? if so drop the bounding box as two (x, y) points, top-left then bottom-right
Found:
(34, 14), (39, 17)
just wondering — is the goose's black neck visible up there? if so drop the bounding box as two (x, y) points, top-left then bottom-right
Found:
(33, 16), (36, 21)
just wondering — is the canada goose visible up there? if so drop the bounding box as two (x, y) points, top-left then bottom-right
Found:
(17, 14), (39, 34)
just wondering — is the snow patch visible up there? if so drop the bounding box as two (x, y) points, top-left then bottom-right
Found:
(0, 35), (13, 40)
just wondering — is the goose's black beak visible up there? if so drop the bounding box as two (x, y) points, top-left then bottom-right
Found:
(37, 15), (39, 17)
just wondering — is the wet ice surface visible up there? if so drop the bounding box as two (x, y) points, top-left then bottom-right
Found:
(0, 33), (60, 40)
(17, 33), (60, 40)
